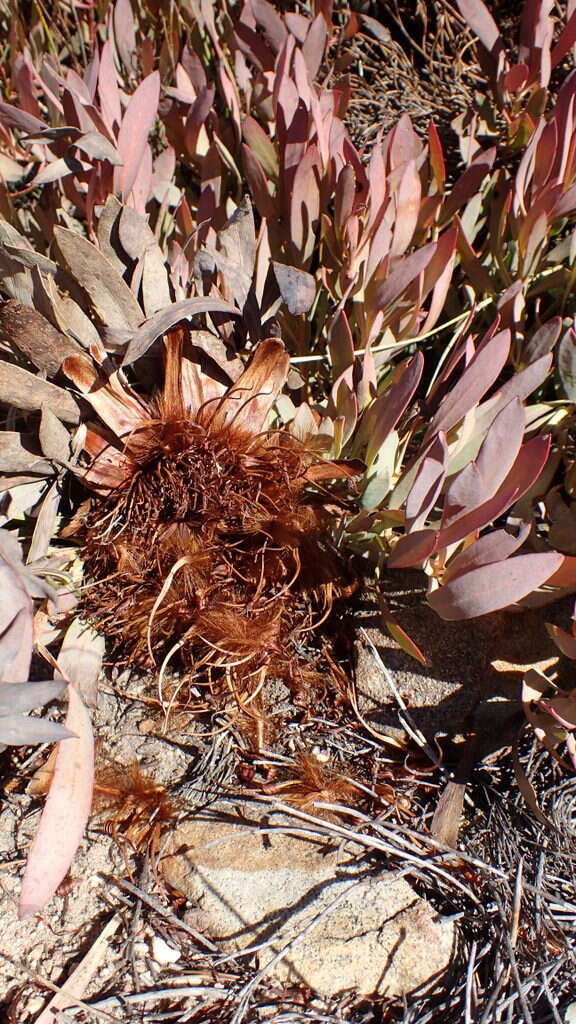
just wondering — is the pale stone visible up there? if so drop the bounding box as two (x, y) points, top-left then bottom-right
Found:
(162, 815), (454, 998)
(151, 935), (181, 964)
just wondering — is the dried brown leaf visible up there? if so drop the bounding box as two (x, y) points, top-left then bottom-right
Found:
(0, 363), (80, 423)
(0, 301), (80, 376)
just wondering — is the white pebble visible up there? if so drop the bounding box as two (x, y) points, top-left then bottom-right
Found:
(151, 935), (181, 964)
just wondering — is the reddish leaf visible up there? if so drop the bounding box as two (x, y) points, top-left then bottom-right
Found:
(301, 14), (328, 81)
(439, 434), (551, 547)
(251, 0), (288, 52)
(428, 121), (445, 192)
(387, 529), (439, 569)
(335, 164), (356, 237)
(551, 9), (576, 68)
(405, 433), (448, 532)
(442, 399), (525, 527)
(443, 523), (530, 582)
(328, 311), (355, 379)
(471, 354), (552, 446)
(387, 114), (422, 170)
(290, 145), (320, 260)
(441, 148), (496, 224)
(366, 352), (424, 465)
(19, 685), (94, 917)
(0, 101), (47, 134)
(98, 41), (122, 132)
(391, 159), (421, 256)
(373, 240), (436, 311)
(426, 329), (510, 439)
(114, 72), (160, 202)
(113, 0), (136, 72)
(428, 552), (564, 620)
(420, 227), (458, 332)
(523, 318), (562, 365)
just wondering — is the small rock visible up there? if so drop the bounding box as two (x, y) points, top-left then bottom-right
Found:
(162, 813), (454, 998)
(151, 935), (181, 964)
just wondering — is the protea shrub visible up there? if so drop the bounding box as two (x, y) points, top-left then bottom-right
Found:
(64, 327), (361, 706)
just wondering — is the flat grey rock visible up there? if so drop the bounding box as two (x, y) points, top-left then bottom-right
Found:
(162, 813), (454, 997)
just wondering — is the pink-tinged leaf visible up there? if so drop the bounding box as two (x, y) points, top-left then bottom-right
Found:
(251, 0), (288, 52)
(428, 120), (445, 192)
(328, 311), (355, 379)
(84, 50), (100, 100)
(388, 529), (439, 569)
(546, 622), (576, 659)
(366, 352), (424, 465)
(441, 147), (496, 224)
(442, 399), (525, 527)
(405, 433), (448, 532)
(428, 552), (564, 620)
(301, 14), (328, 81)
(443, 523), (530, 582)
(113, 0), (136, 72)
(551, 9), (576, 68)
(456, 0), (504, 55)
(426, 329), (510, 439)
(30, 155), (87, 187)
(335, 164), (356, 237)
(391, 159), (421, 256)
(290, 145), (320, 261)
(523, 318), (561, 365)
(184, 84), (215, 154)
(480, 355), (553, 435)
(272, 262), (316, 315)
(373, 240), (436, 311)
(293, 49), (313, 110)
(420, 227), (458, 332)
(367, 142), (387, 225)
(19, 684), (94, 917)
(128, 142), (153, 214)
(0, 101), (47, 134)
(387, 114), (422, 171)
(440, 434), (551, 547)
(113, 72), (160, 201)
(98, 42), (122, 133)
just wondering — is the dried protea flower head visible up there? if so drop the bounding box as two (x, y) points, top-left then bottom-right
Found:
(64, 327), (361, 704)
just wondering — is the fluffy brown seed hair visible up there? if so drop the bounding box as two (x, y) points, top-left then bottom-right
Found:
(70, 329), (360, 702)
